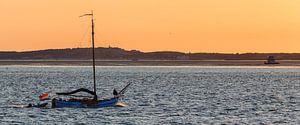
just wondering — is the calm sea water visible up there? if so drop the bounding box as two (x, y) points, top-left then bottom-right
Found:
(0, 66), (299, 124)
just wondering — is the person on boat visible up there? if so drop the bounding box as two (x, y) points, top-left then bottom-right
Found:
(113, 89), (119, 98)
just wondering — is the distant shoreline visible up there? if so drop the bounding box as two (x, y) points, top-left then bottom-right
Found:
(0, 60), (300, 66)
(2, 47), (300, 61)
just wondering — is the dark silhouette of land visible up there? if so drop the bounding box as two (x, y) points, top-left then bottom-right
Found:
(0, 47), (300, 66)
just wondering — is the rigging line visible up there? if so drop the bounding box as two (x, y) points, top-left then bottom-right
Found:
(78, 24), (91, 48)
(93, 23), (105, 48)
(93, 25), (100, 48)
(94, 24), (114, 48)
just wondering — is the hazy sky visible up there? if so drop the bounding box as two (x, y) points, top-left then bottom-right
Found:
(0, 0), (299, 53)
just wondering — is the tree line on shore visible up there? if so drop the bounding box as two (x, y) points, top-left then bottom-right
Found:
(0, 47), (300, 60)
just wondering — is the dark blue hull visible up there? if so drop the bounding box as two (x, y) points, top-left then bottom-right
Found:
(52, 98), (118, 108)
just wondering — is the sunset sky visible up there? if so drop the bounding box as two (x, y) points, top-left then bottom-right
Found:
(0, 0), (299, 53)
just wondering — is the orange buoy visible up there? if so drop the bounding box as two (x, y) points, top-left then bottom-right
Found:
(39, 92), (49, 101)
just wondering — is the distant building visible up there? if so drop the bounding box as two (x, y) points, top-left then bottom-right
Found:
(176, 55), (190, 60)
(264, 56), (280, 64)
(131, 58), (139, 61)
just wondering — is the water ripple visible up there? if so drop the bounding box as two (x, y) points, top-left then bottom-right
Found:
(0, 66), (299, 124)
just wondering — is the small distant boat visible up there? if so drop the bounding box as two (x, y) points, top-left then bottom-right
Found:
(264, 56), (280, 64)
(51, 11), (131, 108)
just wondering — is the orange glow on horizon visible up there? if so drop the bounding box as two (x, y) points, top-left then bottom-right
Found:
(0, 0), (300, 53)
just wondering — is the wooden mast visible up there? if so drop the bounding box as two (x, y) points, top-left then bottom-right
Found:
(91, 11), (97, 99)
(80, 11), (97, 100)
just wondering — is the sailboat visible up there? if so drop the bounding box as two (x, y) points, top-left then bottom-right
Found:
(51, 12), (130, 108)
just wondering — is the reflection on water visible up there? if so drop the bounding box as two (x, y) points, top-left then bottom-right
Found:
(0, 66), (299, 124)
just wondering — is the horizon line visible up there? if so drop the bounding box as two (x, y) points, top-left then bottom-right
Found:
(1, 47), (300, 54)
